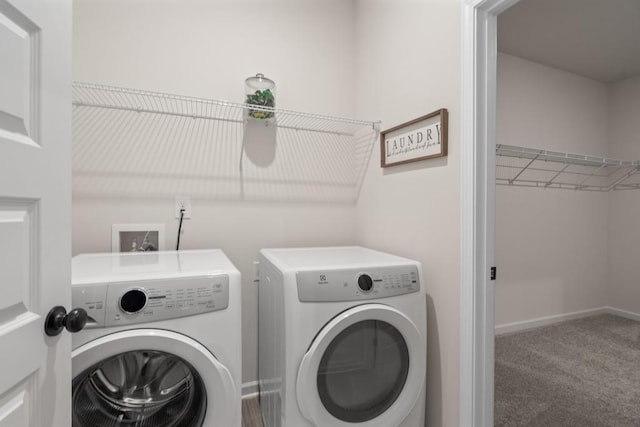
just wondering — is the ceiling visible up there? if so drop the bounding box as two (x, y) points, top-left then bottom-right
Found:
(498, 0), (640, 83)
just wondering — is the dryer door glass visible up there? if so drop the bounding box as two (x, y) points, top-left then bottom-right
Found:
(316, 319), (410, 422)
(72, 350), (207, 426)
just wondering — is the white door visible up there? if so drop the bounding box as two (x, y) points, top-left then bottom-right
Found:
(296, 304), (426, 427)
(0, 0), (72, 426)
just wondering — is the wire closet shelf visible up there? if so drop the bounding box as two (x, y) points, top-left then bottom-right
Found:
(72, 82), (380, 203)
(72, 82), (380, 136)
(496, 144), (640, 191)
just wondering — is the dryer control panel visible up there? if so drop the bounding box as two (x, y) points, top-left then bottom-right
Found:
(296, 266), (420, 302)
(72, 275), (229, 328)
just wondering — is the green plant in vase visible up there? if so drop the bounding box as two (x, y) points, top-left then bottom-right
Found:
(245, 89), (275, 119)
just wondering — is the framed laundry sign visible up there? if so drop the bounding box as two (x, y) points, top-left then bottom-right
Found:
(380, 108), (448, 167)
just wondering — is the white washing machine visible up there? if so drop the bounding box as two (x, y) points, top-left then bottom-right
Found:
(71, 249), (242, 427)
(258, 246), (426, 427)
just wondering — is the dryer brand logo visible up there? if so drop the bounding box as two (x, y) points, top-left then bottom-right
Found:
(318, 274), (328, 284)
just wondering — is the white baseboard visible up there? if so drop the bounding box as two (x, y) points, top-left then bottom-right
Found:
(241, 381), (259, 400)
(604, 306), (640, 321)
(495, 306), (640, 335)
(495, 307), (608, 335)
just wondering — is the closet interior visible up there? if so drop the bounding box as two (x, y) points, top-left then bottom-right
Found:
(494, 0), (640, 335)
(494, 0), (640, 424)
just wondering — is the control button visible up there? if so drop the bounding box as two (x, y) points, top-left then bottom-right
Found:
(120, 289), (147, 314)
(357, 274), (374, 292)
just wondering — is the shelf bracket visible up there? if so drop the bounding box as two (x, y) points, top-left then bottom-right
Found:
(508, 152), (541, 185)
(607, 166), (640, 191)
(544, 163), (571, 188)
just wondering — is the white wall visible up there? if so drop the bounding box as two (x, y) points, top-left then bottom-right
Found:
(495, 53), (610, 326)
(73, 0), (357, 116)
(497, 54), (610, 154)
(607, 75), (640, 313)
(354, 1), (461, 425)
(72, 0), (359, 385)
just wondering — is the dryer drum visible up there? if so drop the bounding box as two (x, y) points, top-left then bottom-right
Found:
(72, 350), (207, 426)
(316, 319), (410, 423)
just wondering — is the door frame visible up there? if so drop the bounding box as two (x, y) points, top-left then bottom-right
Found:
(460, 0), (519, 426)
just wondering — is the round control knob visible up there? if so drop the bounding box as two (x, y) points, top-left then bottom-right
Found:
(120, 289), (147, 314)
(357, 274), (374, 292)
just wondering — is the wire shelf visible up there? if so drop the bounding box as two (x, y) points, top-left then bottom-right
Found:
(72, 82), (379, 136)
(72, 82), (380, 203)
(496, 144), (640, 191)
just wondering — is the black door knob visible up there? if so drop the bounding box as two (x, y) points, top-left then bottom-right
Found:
(44, 306), (88, 337)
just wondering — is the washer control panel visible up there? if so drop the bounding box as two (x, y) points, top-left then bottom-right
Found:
(296, 266), (419, 302)
(72, 275), (229, 328)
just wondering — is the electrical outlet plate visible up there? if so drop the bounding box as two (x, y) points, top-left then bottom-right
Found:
(175, 196), (192, 219)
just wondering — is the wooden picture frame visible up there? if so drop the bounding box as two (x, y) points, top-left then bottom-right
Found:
(380, 108), (448, 168)
(111, 223), (165, 252)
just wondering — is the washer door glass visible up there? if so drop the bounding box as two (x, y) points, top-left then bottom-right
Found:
(72, 350), (207, 427)
(316, 319), (410, 423)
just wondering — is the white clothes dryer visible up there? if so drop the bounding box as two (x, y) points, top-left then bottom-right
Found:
(71, 250), (242, 427)
(258, 246), (426, 427)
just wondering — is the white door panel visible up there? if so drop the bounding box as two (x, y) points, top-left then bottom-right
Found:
(0, 380), (32, 427)
(0, 0), (39, 147)
(0, 0), (72, 425)
(0, 210), (30, 313)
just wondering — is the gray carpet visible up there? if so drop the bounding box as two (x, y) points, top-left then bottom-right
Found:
(495, 314), (640, 426)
